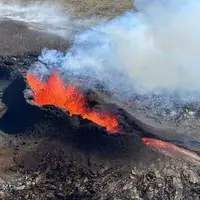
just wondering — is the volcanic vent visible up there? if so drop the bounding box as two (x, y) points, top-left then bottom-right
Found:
(26, 70), (120, 133)
(0, 69), (161, 165)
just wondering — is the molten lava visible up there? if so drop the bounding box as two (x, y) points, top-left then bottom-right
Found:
(143, 138), (200, 162)
(26, 71), (119, 132)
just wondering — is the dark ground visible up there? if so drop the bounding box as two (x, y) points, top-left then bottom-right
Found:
(0, 1), (199, 199)
(0, 20), (68, 56)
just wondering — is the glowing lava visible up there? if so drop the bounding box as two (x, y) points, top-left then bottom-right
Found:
(143, 138), (200, 162)
(26, 71), (119, 132)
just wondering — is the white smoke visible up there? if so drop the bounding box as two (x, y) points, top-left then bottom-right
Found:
(28, 0), (200, 121)
(126, 0), (200, 92)
(0, 1), (102, 39)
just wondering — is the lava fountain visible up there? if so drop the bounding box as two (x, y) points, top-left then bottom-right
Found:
(26, 71), (120, 133)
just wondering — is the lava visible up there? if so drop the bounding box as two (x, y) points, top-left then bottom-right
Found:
(26, 71), (119, 132)
(26, 71), (200, 160)
(143, 138), (200, 162)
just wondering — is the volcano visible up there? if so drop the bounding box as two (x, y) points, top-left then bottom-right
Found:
(0, 0), (200, 198)
(25, 69), (200, 162)
(0, 69), (157, 163)
(0, 53), (199, 200)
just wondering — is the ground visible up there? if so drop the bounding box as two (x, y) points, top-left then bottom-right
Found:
(0, 1), (200, 200)
(1, 0), (134, 18)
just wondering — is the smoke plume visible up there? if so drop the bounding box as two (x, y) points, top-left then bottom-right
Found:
(27, 0), (200, 120)
(0, 1), (101, 39)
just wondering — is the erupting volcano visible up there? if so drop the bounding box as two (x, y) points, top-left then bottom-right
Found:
(26, 71), (200, 161)
(26, 71), (120, 132)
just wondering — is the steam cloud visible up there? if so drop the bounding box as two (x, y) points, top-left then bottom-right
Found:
(28, 0), (200, 120)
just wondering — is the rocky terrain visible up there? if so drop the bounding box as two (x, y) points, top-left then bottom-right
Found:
(0, 1), (199, 200)
(0, 52), (199, 200)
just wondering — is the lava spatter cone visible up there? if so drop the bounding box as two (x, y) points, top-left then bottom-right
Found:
(0, 73), (159, 165)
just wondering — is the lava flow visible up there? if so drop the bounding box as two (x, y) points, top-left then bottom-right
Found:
(26, 71), (119, 132)
(143, 138), (200, 162)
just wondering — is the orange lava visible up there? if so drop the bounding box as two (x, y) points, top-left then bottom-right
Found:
(26, 71), (119, 132)
(143, 138), (200, 161)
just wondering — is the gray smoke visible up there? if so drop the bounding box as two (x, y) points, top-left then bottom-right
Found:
(27, 0), (200, 123)
(0, 1), (102, 39)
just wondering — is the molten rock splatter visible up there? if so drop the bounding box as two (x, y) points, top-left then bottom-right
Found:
(26, 71), (119, 132)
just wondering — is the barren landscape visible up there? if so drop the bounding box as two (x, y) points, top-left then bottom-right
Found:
(0, 1), (200, 200)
